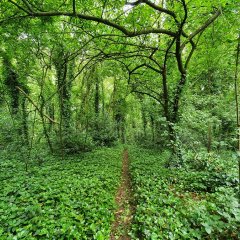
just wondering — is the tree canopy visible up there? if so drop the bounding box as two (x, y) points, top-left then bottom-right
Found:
(0, 0), (239, 239)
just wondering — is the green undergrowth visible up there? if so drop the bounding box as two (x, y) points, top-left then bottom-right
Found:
(128, 147), (239, 240)
(0, 147), (122, 239)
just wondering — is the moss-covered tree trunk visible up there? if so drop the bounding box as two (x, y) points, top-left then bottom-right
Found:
(3, 54), (29, 145)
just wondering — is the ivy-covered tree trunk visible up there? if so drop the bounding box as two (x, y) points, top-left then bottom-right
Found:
(53, 47), (74, 152)
(3, 56), (20, 116)
(21, 96), (29, 145)
(95, 72), (100, 118)
(3, 54), (29, 145)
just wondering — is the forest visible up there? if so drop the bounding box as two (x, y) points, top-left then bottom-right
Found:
(0, 0), (239, 239)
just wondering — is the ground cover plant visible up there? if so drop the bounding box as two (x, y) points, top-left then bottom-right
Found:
(129, 147), (239, 240)
(0, 0), (240, 239)
(0, 147), (122, 239)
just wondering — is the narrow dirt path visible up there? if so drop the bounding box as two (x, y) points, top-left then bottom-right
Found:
(110, 149), (134, 240)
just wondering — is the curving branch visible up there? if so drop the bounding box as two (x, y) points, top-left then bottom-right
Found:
(129, 63), (162, 75)
(8, 0), (177, 37)
(142, 0), (177, 20)
(181, 8), (221, 48)
(131, 89), (163, 106)
(73, 0), (76, 14)
(175, 0), (188, 75)
(126, 0), (177, 20)
(0, 14), (29, 25)
(8, 0), (30, 14)
(21, 0), (33, 12)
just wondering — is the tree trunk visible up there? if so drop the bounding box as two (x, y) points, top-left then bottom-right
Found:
(101, 78), (105, 115)
(54, 48), (73, 134)
(141, 107), (147, 138)
(172, 73), (187, 123)
(39, 96), (53, 153)
(234, 34), (240, 201)
(95, 75), (100, 116)
(207, 122), (212, 153)
(150, 116), (155, 142)
(21, 97), (29, 145)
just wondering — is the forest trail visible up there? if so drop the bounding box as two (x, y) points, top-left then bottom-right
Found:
(110, 149), (134, 240)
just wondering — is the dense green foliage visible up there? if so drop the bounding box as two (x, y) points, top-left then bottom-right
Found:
(1, 146), (239, 239)
(0, 147), (122, 239)
(129, 147), (239, 239)
(0, 0), (239, 153)
(0, 0), (239, 239)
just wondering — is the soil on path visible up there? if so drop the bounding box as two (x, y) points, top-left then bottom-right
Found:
(110, 149), (134, 240)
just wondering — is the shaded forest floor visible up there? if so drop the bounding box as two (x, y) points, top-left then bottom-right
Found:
(0, 146), (239, 239)
(0, 147), (123, 239)
(128, 147), (239, 239)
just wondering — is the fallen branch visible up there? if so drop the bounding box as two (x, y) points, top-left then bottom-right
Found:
(17, 86), (59, 124)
